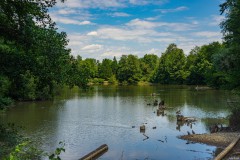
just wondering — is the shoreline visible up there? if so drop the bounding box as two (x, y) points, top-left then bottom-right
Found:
(179, 132), (240, 159)
(179, 132), (240, 148)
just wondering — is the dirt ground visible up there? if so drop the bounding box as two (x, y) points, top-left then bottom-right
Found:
(180, 132), (240, 147)
(179, 132), (240, 159)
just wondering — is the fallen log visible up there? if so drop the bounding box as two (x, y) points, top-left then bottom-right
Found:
(214, 134), (240, 160)
(79, 144), (108, 160)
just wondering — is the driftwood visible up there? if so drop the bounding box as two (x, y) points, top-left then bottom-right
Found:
(214, 134), (240, 160)
(79, 144), (108, 160)
(177, 115), (196, 122)
(140, 125), (146, 133)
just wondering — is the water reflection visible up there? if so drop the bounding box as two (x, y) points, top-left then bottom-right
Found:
(0, 85), (235, 159)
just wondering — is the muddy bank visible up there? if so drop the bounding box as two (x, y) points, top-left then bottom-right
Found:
(179, 132), (240, 148)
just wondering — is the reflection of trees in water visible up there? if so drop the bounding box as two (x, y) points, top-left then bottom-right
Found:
(3, 100), (64, 133)
(57, 86), (234, 110)
(185, 90), (232, 111)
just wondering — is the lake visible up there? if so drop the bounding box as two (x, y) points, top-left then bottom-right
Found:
(0, 85), (234, 159)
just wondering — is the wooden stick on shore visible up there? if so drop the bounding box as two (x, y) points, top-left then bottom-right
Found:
(214, 134), (240, 160)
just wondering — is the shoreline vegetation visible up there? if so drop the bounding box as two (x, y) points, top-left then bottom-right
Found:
(1, 0), (240, 159)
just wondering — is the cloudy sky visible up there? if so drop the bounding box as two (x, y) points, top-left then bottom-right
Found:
(50, 0), (224, 60)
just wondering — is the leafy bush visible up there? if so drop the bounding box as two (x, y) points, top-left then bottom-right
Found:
(18, 70), (37, 101)
(108, 75), (118, 84)
(0, 123), (22, 158)
(48, 142), (65, 160)
(91, 78), (105, 84)
(0, 97), (13, 110)
(0, 75), (12, 109)
(7, 141), (43, 160)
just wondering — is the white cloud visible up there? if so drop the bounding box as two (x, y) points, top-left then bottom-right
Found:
(57, 8), (77, 15)
(87, 31), (98, 36)
(191, 21), (199, 25)
(57, 0), (125, 9)
(148, 48), (161, 54)
(80, 18), (196, 45)
(145, 16), (161, 21)
(51, 14), (92, 25)
(94, 27), (161, 42)
(129, 0), (168, 5)
(129, 0), (149, 5)
(209, 15), (225, 26)
(81, 44), (103, 51)
(156, 6), (188, 13)
(126, 18), (196, 31)
(64, 17), (222, 59)
(56, 0), (168, 10)
(193, 31), (221, 38)
(109, 12), (131, 17)
(127, 19), (158, 29)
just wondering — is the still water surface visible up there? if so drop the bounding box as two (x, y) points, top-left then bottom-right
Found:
(0, 85), (234, 159)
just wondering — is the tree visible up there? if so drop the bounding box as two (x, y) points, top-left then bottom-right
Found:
(111, 56), (118, 75)
(220, 0), (240, 128)
(0, 0), (64, 46)
(117, 55), (142, 84)
(219, 0), (240, 88)
(185, 42), (225, 87)
(151, 44), (188, 84)
(140, 54), (158, 81)
(98, 59), (113, 80)
(84, 58), (98, 78)
(0, 0), (74, 101)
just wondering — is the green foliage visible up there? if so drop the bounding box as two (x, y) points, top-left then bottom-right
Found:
(0, 123), (22, 158)
(0, 0), (81, 101)
(48, 142), (65, 160)
(0, 75), (12, 109)
(108, 75), (118, 84)
(117, 55), (142, 84)
(18, 70), (37, 101)
(140, 54), (158, 81)
(184, 42), (225, 87)
(90, 78), (105, 84)
(111, 56), (118, 75)
(0, 75), (11, 96)
(219, 0), (240, 89)
(6, 141), (43, 160)
(218, 0), (240, 127)
(74, 59), (96, 88)
(98, 59), (113, 80)
(0, 97), (12, 110)
(151, 44), (187, 84)
(0, 122), (65, 160)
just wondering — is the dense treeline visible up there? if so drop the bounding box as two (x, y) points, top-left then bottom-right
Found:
(76, 42), (229, 89)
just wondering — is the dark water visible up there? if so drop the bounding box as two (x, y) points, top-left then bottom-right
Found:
(0, 85), (234, 159)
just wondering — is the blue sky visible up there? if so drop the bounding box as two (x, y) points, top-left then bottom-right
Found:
(50, 0), (224, 60)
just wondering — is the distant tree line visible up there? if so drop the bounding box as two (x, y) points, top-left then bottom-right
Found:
(75, 41), (231, 89)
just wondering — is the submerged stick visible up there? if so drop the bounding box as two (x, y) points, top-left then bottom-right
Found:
(79, 144), (108, 160)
